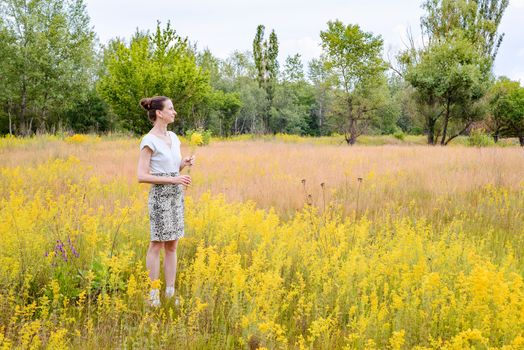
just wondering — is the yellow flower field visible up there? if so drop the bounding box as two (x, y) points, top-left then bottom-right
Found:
(0, 134), (523, 349)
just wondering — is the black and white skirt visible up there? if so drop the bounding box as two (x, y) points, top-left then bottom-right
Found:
(147, 172), (185, 241)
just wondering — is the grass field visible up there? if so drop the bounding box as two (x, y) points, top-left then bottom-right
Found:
(0, 134), (523, 349)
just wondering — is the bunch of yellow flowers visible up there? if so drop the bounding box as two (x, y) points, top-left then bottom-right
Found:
(190, 132), (204, 147)
(65, 134), (89, 144)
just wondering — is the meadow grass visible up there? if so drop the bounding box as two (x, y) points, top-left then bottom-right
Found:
(0, 134), (523, 349)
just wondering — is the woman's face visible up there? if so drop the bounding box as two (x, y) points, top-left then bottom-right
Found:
(158, 99), (177, 124)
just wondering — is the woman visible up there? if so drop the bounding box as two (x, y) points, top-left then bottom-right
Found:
(137, 95), (194, 307)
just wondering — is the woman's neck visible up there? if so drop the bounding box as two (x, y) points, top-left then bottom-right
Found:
(152, 123), (168, 136)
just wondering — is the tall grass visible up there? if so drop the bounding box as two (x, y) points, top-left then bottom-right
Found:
(0, 135), (522, 349)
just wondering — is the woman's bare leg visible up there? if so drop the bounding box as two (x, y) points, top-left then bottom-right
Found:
(164, 239), (179, 289)
(146, 241), (164, 282)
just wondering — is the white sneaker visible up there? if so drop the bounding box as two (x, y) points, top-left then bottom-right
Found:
(165, 287), (180, 306)
(148, 289), (161, 307)
(165, 286), (175, 298)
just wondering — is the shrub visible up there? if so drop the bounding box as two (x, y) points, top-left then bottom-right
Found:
(393, 130), (405, 141)
(467, 129), (495, 147)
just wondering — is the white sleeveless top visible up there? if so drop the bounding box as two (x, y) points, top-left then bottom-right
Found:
(139, 131), (182, 174)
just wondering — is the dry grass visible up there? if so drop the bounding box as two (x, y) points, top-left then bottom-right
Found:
(3, 136), (523, 219)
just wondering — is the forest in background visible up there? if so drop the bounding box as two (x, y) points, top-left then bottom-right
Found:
(0, 0), (523, 145)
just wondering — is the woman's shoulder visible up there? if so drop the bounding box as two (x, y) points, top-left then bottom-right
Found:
(169, 131), (181, 143)
(141, 132), (155, 140)
(139, 133), (157, 152)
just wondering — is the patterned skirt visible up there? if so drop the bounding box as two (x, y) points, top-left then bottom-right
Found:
(147, 172), (185, 242)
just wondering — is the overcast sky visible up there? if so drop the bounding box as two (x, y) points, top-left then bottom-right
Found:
(85, 0), (524, 82)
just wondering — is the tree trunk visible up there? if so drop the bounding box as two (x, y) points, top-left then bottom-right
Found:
(345, 98), (357, 145)
(265, 100), (271, 134)
(444, 122), (474, 145)
(21, 82), (28, 135)
(240, 117), (246, 134)
(319, 101), (323, 128)
(440, 98), (451, 145)
(7, 102), (13, 135)
(346, 117), (357, 145)
(427, 117), (436, 145)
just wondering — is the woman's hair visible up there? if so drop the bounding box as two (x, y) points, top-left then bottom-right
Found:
(139, 96), (170, 123)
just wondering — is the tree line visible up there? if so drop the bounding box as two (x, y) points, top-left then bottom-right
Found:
(0, 0), (523, 145)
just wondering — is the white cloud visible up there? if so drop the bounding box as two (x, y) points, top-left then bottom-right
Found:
(512, 70), (524, 83)
(393, 24), (407, 36)
(280, 36), (322, 64)
(510, 0), (524, 8)
(85, 0), (524, 82)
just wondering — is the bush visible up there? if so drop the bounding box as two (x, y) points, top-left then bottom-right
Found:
(202, 130), (212, 145)
(467, 129), (495, 147)
(393, 130), (405, 141)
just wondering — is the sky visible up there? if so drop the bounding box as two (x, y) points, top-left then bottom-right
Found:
(85, 0), (524, 82)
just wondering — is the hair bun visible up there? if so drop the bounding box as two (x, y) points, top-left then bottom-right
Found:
(140, 98), (153, 111)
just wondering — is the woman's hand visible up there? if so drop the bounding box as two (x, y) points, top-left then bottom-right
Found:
(182, 155), (195, 167)
(172, 175), (191, 186)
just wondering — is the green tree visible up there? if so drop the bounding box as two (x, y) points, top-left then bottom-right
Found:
(197, 48), (222, 90)
(402, 37), (488, 145)
(220, 50), (266, 134)
(488, 77), (524, 145)
(421, 0), (509, 68)
(268, 53), (316, 135)
(400, 0), (509, 145)
(194, 49), (246, 136)
(308, 57), (336, 136)
(282, 54), (304, 83)
(235, 80), (267, 134)
(63, 88), (112, 133)
(0, 0), (96, 135)
(97, 21), (211, 134)
(253, 25), (279, 133)
(209, 90), (242, 137)
(0, 18), (17, 134)
(222, 50), (257, 82)
(370, 75), (403, 135)
(320, 20), (388, 144)
(272, 77), (315, 135)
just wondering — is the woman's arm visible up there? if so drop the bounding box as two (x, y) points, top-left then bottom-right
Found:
(137, 147), (176, 185)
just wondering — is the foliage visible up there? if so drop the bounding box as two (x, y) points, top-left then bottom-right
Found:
(400, 0), (509, 145)
(253, 25), (279, 133)
(402, 36), (489, 145)
(487, 77), (524, 144)
(393, 130), (405, 141)
(467, 128), (495, 146)
(63, 88), (112, 133)
(0, 0), (518, 144)
(320, 20), (388, 144)
(0, 0), (97, 135)
(421, 0), (509, 67)
(97, 21), (211, 135)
